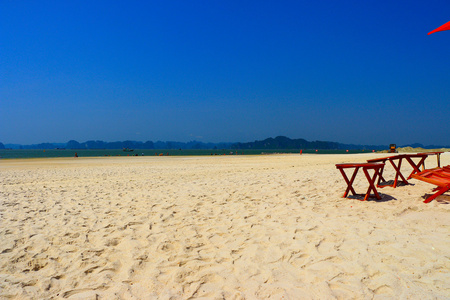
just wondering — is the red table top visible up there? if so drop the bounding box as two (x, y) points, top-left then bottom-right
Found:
(336, 163), (384, 169)
(417, 151), (444, 155)
(367, 153), (428, 163)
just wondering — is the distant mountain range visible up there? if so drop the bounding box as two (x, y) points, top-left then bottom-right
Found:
(1, 136), (449, 150)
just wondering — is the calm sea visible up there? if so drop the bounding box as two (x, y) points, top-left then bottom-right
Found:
(0, 149), (369, 159)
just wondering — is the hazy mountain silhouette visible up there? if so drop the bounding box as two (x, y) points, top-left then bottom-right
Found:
(2, 137), (448, 150)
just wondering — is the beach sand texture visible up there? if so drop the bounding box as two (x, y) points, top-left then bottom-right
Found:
(1, 153), (449, 299)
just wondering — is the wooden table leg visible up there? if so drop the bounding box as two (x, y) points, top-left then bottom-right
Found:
(406, 156), (427, 179)
(424, 186), (449, 203)
(338, 167), (359, 198)
(390, 159), (409, 187)
(376, 163), (387, 187)
(363, 167), (381, 200)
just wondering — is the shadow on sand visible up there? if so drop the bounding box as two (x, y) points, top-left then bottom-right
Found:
(346, 193), (397, 202)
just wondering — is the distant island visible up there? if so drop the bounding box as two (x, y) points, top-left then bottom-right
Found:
(1, 136), (449, 151)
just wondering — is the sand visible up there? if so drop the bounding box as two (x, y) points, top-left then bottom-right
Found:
(0, 153), (449, 299)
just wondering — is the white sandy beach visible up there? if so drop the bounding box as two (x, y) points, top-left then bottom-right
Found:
(1, 153), (449, 299)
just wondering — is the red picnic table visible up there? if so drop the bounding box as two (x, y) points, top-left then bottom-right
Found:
(367, 153), (429, 188)
(336, 163), (385, 201)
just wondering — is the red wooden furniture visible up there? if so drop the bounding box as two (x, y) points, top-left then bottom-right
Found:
(411, 166), (450, 203)
(417, 152), (444, 169)
(336, 163), (385, 201)
(367, 154), (429, 188)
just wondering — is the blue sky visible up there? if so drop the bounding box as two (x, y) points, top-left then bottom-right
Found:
(1, 1), (449, 145)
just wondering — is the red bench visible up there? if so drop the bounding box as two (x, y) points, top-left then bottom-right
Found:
(411, 166), (450, 203)
(417, 151), (444, 169)
(336, 163), (385, 201)
(367, 154), (429, 188)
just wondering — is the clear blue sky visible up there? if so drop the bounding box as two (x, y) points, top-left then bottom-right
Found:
(1, 1), (449, 145)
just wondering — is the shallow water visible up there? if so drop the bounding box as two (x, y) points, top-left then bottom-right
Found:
(0, 149), (369, 159)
